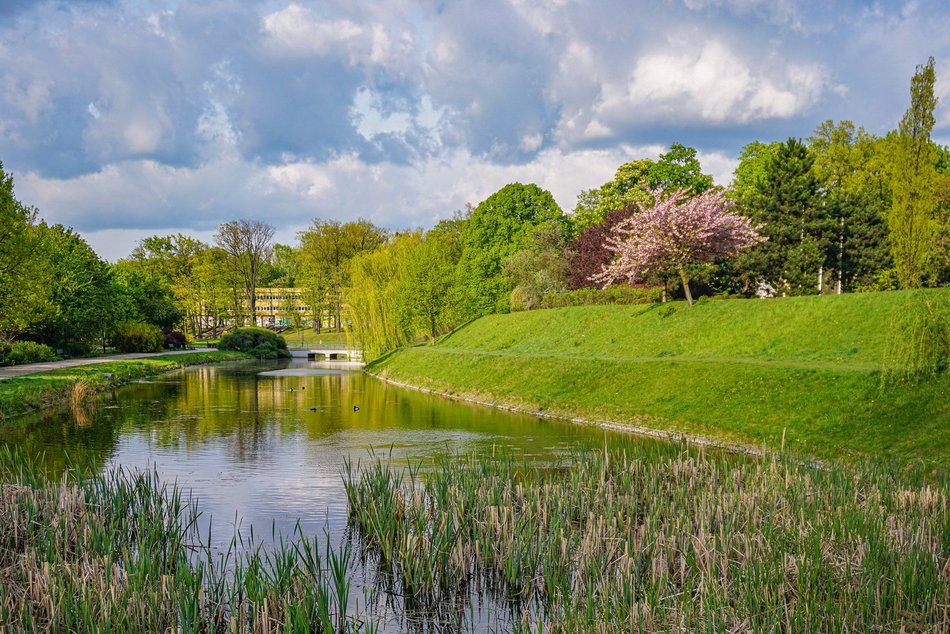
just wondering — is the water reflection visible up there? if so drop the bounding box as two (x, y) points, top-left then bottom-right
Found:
(0, 358), (644, 546)
(2, 357), (663, 631)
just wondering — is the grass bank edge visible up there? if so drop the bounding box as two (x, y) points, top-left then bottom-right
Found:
(365, 291), (950, 472)
(0, 351), (251, 420)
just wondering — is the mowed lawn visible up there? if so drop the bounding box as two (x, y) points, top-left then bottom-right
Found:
(368, 289), (950, 470)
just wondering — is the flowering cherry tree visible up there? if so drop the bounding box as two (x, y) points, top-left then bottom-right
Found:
(592, 188), (764, 305)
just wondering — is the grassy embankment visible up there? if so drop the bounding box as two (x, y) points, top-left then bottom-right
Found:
(367, 289), (950, 469)
(0, 351), (249, 420)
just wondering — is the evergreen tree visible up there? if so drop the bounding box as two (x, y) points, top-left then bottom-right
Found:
(809, 121), (891, 292)
(747, 138), (830, 295)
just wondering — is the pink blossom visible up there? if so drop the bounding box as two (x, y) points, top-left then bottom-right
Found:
(592, 188), (765, 304)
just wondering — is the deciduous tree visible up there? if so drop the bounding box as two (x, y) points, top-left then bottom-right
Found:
(215, 220), (275, 325)
(594, 189), (763, 305)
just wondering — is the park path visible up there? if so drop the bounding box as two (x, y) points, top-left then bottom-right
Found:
(0, 348), (216, 379)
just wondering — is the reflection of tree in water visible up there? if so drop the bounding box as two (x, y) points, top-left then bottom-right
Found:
(0, 393), (121, 480)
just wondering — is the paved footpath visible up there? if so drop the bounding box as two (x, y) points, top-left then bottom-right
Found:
(0, 348), (216, 380)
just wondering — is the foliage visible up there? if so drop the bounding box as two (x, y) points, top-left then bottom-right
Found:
(887, 57), (939, 288)
(398, 233), (461, 342)
(808, 120), (892, 292)
(565, 206), (636, 289)
(882, 291), (950, 385)
(111, 321), (165, 353)
(540, 286), (662, 308)
(298, 219), (388, 332)
(456, 182), (569, 316)
(162, 329), (187, 350)
(0, 341), (58, 366)
(346, 233), (422, 359)
(0, 161), (46, 339)
(111, 260), (183, 329)
(503, 222), (570, 311)
(594, 188), (764, 305)
(27, 224), (114, 346)
(573, 144), (714, 230)
(214, 219), (275, 324)
(217, 326), (290, 359)
(741, 138), (830, 295)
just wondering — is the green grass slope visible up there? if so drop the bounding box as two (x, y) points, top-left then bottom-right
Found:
(368, 289), (950, 470)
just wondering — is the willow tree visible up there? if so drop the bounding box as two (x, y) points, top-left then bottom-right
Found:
(888, 57), (938, 288)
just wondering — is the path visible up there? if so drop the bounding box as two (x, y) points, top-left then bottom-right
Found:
(0, 348), (216, 379)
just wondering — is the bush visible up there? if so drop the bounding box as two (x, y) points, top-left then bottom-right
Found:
(218, 327), (290, 359)
(541, 286), (663, 309)
(63, 341), (92, 357)
(163, 329), (187, 350)
(0, 341), (59, 366)
(112, 322), (164, 353)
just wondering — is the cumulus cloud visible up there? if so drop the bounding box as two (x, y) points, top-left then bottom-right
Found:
(2, 0), (949, 260)
(594, 40), (830, 127)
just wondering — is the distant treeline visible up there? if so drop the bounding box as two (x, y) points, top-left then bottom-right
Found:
(0, 59), (947, 359)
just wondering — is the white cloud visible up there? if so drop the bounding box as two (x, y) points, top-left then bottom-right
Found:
(261, 4), (364, 58)
(594, 40), (829, 125)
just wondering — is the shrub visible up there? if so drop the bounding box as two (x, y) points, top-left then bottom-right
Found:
(541, 286), (663, 309)
(163, 330), (187, 350)
(63, 341), (92, 357)
(0, 341), (59, 366)
(218, 327), (290, 359)
(112, 322), (164, 353)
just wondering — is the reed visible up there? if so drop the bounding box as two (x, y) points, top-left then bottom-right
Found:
(0, 446), (375, 633)
(345, 444), (950, 632)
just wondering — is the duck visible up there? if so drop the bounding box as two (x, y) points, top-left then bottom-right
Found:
(353, 405), (360, 412)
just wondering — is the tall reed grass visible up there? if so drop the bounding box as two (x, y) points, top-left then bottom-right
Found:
(0, 447), (376, 633)
(345, 445), (950, 632)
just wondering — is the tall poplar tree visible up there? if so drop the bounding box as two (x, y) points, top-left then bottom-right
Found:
(888, 57), (938, 288)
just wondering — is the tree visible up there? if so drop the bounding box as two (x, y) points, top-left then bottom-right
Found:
(214, 220), (275, 325)
(456, 182), (568, 316)
(0, 162), (46, 339)
(744, 138), (830, 295)
(808, 121), (891, 292)
(399, 232), (460, 343)
(887, 57), (939, 288)
(566, 206), (636, 289)
(297, 219), (388, 332)
(503, 222), (570, 310)
(573, 144), (713, 231)
(593, 188), (764, 305)
(28, 224), (114, 346)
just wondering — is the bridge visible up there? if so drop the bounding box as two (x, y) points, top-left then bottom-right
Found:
(290, 348), (364, 362)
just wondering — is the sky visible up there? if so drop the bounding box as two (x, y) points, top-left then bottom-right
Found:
(1, 0), (948, 261)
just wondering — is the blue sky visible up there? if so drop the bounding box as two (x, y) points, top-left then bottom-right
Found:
(1, 0), (948, 260)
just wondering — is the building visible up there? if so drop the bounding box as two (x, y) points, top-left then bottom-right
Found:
(252, 287), (312, 328)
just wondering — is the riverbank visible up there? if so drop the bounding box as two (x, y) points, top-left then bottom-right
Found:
(366, 289), (950, 471)
(0, 350), (250, 420)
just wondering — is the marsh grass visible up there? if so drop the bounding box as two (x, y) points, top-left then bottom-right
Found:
(0, 447), (375, 633)
(345, 445), (950, 632)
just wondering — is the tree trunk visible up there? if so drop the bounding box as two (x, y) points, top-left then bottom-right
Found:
(677, 265), (693, 306)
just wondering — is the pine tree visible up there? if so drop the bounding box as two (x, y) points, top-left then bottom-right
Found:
(748, 138), (830, 295)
